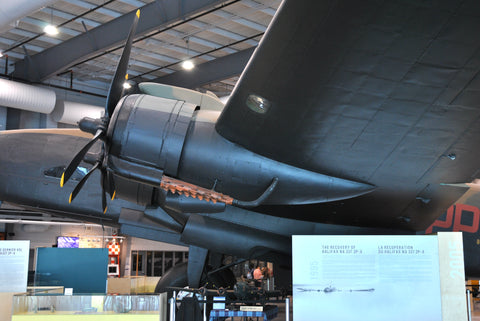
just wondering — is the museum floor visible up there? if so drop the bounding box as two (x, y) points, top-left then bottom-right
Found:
(473, 301), (480, 321)
(270, 299), (292, 321)
(271, 297), (480, 321)
(271, 306), (480, 321)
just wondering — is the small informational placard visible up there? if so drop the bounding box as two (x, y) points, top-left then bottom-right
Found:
(0, 240), (30, 292)
(293, 235), (443, 321)
(213, 296), (226, 310)
(64, 288), (73, 296)
(240, 306), (263, 312)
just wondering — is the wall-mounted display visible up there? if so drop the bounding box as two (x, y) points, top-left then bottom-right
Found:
(57, 236), (79, 248)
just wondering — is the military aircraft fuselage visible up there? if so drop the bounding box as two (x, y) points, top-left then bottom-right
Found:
(6, 0), (480, 291)
(2, 104), (480, 281)
(0, 129), (137, 225)
(0, 124), (397, 260)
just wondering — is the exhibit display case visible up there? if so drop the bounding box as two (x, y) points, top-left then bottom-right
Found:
(11, 294), (166, 320)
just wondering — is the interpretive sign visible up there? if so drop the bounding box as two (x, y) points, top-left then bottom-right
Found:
(0, 240), (29, 292)
(293, 234), (464, 321)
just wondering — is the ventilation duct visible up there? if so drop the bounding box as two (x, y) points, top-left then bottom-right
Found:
(51, 100), (104, 125)
(0, 79), (103, 125)
(0, 78), (56, 113)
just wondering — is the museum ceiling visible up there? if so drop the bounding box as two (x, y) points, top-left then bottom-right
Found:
(0, 0), (280, 98)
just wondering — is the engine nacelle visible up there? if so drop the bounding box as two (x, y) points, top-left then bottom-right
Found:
(108, 93), (195, 175)
(106, 93), (196, 205)
(103, 83), (374, 211)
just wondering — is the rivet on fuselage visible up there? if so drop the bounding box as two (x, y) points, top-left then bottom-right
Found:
(447, 153), (456, 160)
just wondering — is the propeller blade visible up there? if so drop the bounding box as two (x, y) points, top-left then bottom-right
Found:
(106, 170), (116, 200)
(105, 9), (140, 118)
(69, 161), (101, 203)
(101, 168), (108, 214)
(61, 129), (103, 187)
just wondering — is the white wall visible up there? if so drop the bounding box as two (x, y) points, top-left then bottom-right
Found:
(10, 223), (117, 249)
(9, 223), (187, 277)
(11, 223), (187, 251)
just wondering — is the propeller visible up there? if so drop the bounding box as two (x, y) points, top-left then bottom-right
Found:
(60, 9), (140, 213)
(60, 129), (103, 187)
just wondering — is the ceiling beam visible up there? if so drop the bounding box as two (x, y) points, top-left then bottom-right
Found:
(12, 0), (226, 82)
(153, 47), (255, 89)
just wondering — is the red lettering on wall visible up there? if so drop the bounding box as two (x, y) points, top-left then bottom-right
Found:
(425, 204), (480, 234)
(425, 206), (454, 234)
(453, 204), (480, 234)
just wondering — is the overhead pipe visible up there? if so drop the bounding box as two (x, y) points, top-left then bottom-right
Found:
(0, 78), (56, 113)
(50, 100), (104, 125)
(0, 219), (102, 227)
(0, 78), (103, 125)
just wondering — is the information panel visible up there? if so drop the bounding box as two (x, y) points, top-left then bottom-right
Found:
(0, 240), (30, 292)
(292, 235), (442, 321)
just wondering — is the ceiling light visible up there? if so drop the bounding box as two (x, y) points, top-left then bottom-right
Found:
(182, 59), (195, 70)
(181, 37), (195, 70)
(44, 24), (59, 36)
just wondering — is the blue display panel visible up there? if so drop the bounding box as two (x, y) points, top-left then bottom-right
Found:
(35, 248), (108, 294)
(57, 236), (79, 248)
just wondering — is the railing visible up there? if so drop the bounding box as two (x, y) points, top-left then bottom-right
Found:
(12, 294), (164, 317)
(169, 288), (290, 321)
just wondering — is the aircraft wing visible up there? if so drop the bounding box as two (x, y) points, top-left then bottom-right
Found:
(216, 0), (480, 230)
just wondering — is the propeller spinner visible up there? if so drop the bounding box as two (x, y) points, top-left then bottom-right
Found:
(60, 9), (140, 213)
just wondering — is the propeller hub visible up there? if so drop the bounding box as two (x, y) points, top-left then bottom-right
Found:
(79, 117), (107, 135)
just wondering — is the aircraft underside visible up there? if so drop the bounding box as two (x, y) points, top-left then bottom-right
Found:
(2, 0), (480, 293)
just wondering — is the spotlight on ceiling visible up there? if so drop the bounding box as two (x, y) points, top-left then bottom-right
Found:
(181, 59), (195, 70)
(44, 24), (59, 36)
